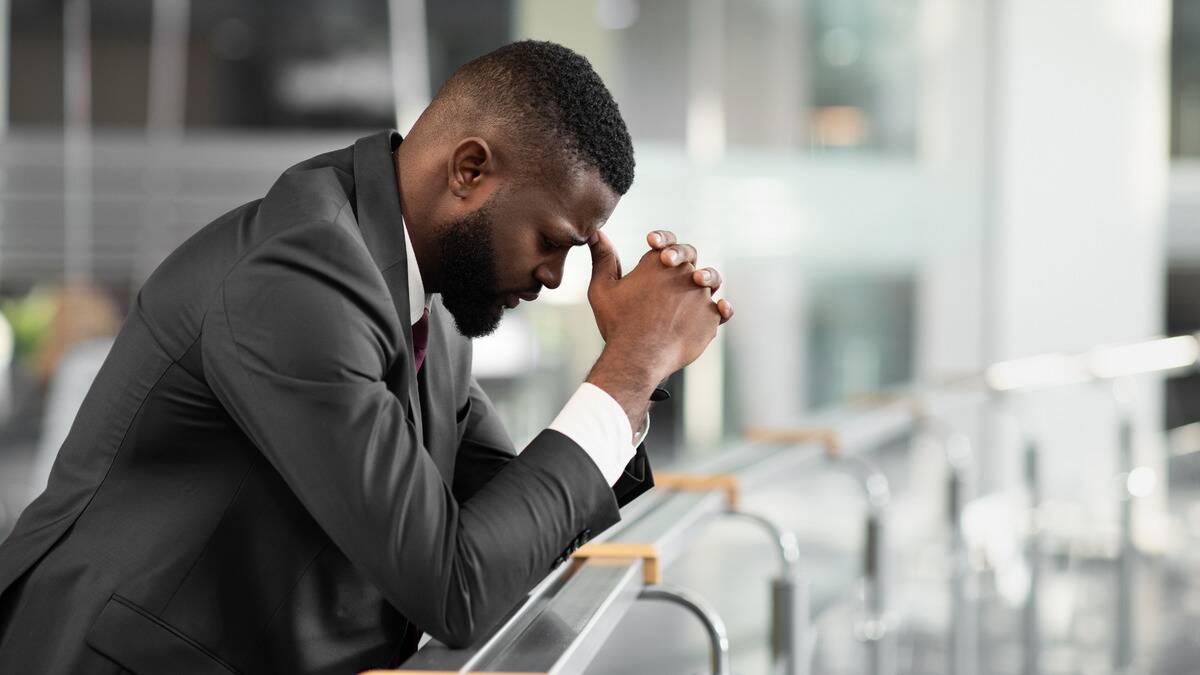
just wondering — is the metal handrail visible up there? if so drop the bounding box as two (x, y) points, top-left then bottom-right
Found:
(392, 332), (1200, 674)
(395, 401), (921, 674)
(639, 585), (732, 675)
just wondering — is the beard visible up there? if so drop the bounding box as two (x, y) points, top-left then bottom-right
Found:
(437, 204), (504, 338)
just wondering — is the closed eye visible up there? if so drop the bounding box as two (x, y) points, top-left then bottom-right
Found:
(542, 231), (588, 252)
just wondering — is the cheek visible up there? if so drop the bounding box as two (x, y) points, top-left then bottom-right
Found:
(492, 226), (523, 258)
(489, 229), (538, 285)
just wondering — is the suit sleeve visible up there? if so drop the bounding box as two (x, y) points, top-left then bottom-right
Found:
(451, 379), (516, 503)
(201, 218), (622, 647)
(453, 379), (656, 507)
(613, 443), (654, 506)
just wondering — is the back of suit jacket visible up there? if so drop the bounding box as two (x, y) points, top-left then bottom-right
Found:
(0, 131), (651, 674)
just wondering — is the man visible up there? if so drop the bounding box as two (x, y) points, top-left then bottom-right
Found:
(0, 40), (731, 673)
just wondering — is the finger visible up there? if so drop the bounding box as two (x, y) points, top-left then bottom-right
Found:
(660, 243), (698, 267)
(692, 267), (722, 292)
(716, 298), (734, 324)
(647, 230), (677, 249)
(588, 230), (622, 287)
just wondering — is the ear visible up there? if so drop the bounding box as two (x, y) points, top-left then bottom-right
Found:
(446, 137), (494, 199)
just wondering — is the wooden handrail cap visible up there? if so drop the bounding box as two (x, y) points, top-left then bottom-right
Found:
(653, 473), (740, 509)
(743, 426), (841, 457)
(572, 542), (661, 584)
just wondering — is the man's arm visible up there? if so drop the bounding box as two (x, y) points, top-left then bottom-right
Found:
(202, 218), (622, 648)
(450, 378), (515, 503)
(452, 378), (654, 507)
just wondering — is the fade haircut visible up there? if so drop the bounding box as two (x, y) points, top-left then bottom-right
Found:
(431, 40), (635, 195)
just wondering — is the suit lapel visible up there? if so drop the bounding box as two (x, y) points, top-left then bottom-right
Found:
(417, 301), (457, 481)
(351, 131), (423, 439)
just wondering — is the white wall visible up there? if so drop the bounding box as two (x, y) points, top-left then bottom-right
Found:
(986, 0), (1170, 518)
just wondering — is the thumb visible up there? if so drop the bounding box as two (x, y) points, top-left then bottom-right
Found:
(588, 230), (622, 288)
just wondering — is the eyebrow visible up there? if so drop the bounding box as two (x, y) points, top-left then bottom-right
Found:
(549, 225), (589, 247)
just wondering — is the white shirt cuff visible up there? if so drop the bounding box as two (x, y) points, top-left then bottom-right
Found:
(548, 383), (638, 486)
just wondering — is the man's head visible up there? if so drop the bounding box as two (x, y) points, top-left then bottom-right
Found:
(395, 40), (635, 338)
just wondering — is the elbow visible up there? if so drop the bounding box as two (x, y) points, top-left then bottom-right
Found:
(428, 616), (482, 650)
(392, 530), (498, 649)
(426, 574), (486, 649)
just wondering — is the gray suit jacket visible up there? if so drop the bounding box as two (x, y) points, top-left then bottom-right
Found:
(0, 131), (652, 674)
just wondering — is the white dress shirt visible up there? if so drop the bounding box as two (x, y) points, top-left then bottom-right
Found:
(401, 220), (639, 486)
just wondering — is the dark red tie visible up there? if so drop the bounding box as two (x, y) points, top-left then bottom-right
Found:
(412, 308), (429, 373)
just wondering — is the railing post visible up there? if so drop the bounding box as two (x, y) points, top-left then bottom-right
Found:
(741, 424), (905, 675)
(769, 571), (811, 675)
(1022, 436), (1041, 675)
(658, 472), (811, 675)
(639, 585), (732, 675)
(834, 455), (894, 675)
(723, 510), (810, 675)
(994, 396), (1042, 675)
(1111, 386), (1136, 674)
(941, 431), (977, 675)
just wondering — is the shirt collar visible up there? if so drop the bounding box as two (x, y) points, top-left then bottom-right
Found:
(401, 214), (432, 325)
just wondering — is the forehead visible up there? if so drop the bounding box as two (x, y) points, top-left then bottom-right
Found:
(506, 165), (619, 235)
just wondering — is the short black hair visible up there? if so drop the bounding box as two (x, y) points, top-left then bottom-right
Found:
(435, 40), (635, 195)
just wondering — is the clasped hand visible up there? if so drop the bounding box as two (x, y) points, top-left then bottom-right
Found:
(586, 229), (732, 385)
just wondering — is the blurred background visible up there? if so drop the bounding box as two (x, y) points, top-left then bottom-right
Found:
(2, 0), (1200, 673)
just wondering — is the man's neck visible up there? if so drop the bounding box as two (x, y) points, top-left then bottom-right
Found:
(392, 145), (439, 292)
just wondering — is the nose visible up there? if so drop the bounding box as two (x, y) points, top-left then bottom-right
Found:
(534, 257), (564, 290)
